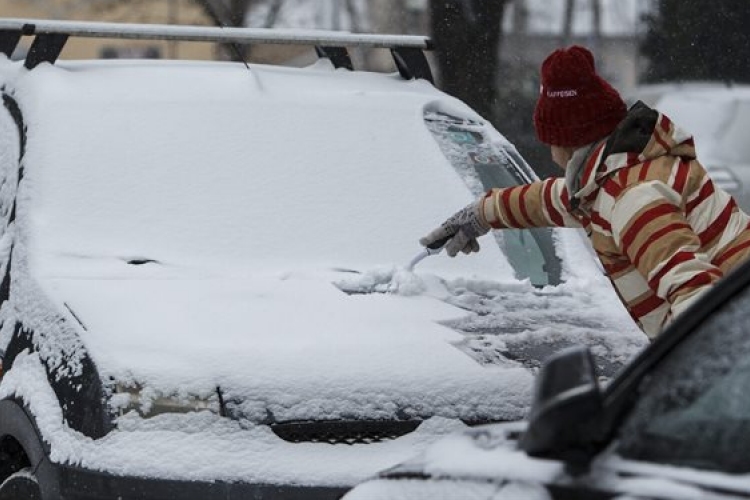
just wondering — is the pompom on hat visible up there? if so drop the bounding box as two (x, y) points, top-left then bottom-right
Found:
(533, 45), (627, 147)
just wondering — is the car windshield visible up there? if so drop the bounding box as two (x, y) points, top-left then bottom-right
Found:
(424, 111), (562, 287)
(616, 269), (750, 472)
(21, 61), (522, 283)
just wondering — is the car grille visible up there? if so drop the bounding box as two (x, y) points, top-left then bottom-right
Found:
(270, 419), (422, 445)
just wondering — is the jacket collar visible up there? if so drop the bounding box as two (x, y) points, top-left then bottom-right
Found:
(566, 101), (697, 211)
(566, 139), (607, 211)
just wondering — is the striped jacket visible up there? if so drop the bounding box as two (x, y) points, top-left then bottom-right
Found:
(484, 102), (750, 337)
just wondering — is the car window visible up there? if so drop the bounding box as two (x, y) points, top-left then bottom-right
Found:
(424, 111), (562, 286)
(615, 275), (750, 473)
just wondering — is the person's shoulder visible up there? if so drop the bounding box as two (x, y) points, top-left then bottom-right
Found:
(624, 101), (660, 132)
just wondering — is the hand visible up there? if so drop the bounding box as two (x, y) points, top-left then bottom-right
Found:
(420, 199), (491, 257)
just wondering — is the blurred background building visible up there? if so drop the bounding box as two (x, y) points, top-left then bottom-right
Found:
(0, 0), (216, 59)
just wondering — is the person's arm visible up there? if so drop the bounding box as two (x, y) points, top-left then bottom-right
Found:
(420, 178), (580, 257)
(483, 177), (581, 229)
(611, 179), (723, 320)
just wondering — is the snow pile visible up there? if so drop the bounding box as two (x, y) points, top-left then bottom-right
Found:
(335, 266), (448, 296)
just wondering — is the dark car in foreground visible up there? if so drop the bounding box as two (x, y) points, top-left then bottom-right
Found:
(346, 256), (750, 499)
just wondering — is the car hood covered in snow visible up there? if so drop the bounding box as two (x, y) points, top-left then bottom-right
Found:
(47, 270), (536, 423)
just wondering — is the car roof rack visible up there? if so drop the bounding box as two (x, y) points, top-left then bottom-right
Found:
(0, 18), (434, 82)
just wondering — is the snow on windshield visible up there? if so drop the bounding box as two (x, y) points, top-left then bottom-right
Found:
(13, 58), (522, 280)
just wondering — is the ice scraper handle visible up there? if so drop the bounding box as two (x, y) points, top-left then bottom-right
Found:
(426, 235), (452, 251)
(419, 198), (492, 257)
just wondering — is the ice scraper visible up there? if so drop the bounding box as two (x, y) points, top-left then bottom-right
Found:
(405, 236), (450, 271)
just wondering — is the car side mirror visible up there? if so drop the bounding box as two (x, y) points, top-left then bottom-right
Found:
(519, 345), (603, 463)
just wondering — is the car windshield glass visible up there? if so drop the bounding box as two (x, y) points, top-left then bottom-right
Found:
(424, 111), (562, 287)
(616, 272), (750, 472)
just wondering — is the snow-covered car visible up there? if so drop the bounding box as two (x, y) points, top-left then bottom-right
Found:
(631, 84), (750, 213)
(0, 19), (644, 500)
(345, 256), (750, 500)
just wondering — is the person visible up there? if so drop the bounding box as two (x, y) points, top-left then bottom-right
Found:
(420, 45), (750, 338)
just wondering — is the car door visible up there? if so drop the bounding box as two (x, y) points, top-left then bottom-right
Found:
(583, 265), (750, 499)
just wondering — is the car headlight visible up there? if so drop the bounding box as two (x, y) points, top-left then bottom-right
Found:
(111, 383), (221, 418)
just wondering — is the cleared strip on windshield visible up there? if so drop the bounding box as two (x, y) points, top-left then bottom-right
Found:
(424, 111), (562, 287)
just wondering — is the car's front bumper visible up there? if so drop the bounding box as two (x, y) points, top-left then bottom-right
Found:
(45, 459), (347, 500)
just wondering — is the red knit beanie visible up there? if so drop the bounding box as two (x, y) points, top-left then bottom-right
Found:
(533, 45), (627, 147)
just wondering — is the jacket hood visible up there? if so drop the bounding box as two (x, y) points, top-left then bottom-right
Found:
(570, 101), (697, 205)
(603, 101), (697, 168)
